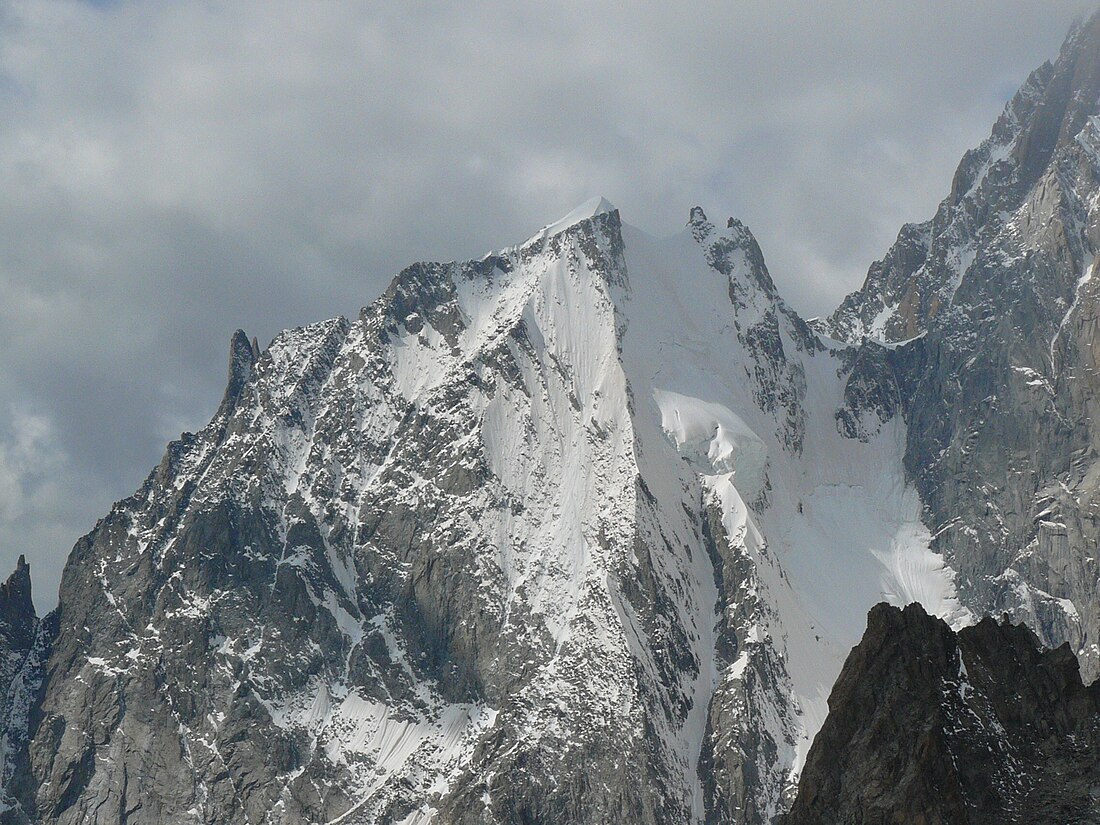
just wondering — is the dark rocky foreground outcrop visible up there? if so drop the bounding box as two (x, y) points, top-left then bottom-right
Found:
(783, 602), (1100, 825)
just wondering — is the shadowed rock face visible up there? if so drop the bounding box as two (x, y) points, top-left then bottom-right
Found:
(0, 558), (53, 824)
(825, 9), (1100, 681)
(0, 558), (35, 680)
(783, 602), (1100, 825)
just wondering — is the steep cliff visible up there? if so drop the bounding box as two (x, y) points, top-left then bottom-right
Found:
(826, 11), (1100, 680)
(784, 602), (1100, 824)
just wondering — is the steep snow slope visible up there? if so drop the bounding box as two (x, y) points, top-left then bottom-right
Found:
(615, 214), (970, 809)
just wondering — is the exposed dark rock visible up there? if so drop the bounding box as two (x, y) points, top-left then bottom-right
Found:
(784, 602), (1100, 825)
(0, 557), (52, 824)
(0, 557), (35, 680)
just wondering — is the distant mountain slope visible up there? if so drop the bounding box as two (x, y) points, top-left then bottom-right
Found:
(824, 10), (1100, 681)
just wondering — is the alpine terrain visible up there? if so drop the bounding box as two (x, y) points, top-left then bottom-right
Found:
(3, 10), (1100, 825)
(783, 603), (1100, 824)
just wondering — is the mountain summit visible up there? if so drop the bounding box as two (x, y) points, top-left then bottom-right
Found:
(534, 196), (617, 239)
(0, 201), (969, 823)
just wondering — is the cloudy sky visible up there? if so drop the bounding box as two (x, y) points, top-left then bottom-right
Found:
(0, 0), (1095, 607)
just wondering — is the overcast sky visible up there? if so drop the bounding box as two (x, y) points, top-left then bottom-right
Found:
(0, 0), (1095, 608)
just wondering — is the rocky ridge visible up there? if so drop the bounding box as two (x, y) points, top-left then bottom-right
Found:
(0, 196), (969, 824)
(783, 602), (1100, 824)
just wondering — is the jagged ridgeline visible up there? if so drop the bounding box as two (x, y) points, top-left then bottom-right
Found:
(783, 603), (1100, 824)
(3, 9), (1100, 825)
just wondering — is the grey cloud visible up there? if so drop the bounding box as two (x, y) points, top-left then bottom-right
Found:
(0, 0), (1094, 604)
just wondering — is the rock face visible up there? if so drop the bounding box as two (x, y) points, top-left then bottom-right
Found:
(0, 559), (52, 824)
(0, 558), (35, 697)
(783, 602), (1100, 825)
(825, 11), (1100, 680)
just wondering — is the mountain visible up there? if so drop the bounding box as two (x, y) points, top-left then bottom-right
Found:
(783, 602), (1100, 824)
(0, 197), (970, 824)
(4, 11), (1100, 825)
(824, 10), (1100, 680)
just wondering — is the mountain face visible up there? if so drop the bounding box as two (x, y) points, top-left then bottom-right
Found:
(0, 200), (970, 824)
(825, 12), (1100, 680)
(0, 559), (35, 697)
(783, 603), (1100, 824)
(3, 13), (1100, 825)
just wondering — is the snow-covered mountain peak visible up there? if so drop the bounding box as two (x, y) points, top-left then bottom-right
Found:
(383, 198), (624, 338)
(531, 195), (618, 241)
(0, 186), (975, 825)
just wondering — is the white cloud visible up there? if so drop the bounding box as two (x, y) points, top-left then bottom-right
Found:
(0, 407), (75, 605)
